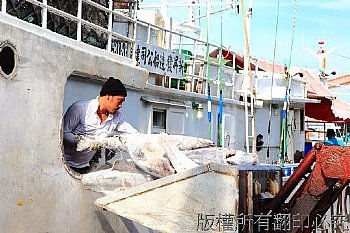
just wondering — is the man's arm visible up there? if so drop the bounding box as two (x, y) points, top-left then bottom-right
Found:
(118, 121), (139, 134)
(115, 113), (138, 134)
(63, 103), (82, 147)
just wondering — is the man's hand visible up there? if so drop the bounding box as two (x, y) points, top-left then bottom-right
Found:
(76, 135), (127, 152)
(76, 136), (101, 151)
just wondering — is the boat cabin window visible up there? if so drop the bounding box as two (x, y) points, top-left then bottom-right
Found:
(300, 109), (305, 132)
(153, 109), (166, 133)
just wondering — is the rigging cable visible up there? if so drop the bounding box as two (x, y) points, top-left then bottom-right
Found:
(279, 0), (299, 162)
(332, 53), (350, 60)
(287, 0), (298, 69)
(266, 0), (280, 162)
(218, 0), (224, 147)
(205, 0), (212, 140)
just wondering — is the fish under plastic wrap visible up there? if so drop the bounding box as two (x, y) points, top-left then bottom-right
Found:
(120, 134), (176, 178)
(185, 147), (236, 165)
(81, 169), (151, 195)
(76, 133), (222, 193)
(76, 133), (213, 177)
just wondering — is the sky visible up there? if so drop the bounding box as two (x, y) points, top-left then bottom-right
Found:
(249, 0), (350, 101)
(250, 0), (350, 75)
(140, 0), (350, 101)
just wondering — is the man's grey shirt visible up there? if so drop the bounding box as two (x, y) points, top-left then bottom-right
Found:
(63, 98), (137, 168)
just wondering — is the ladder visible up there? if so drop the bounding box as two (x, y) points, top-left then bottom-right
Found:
(243, 74), (256, 155)
(241, 0), (256, 155)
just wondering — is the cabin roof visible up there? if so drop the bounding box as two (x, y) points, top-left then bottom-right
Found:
(302, 69), (350, 123)
(209, 48), (285, 73)
(209, 48), (350, 122)
(328, 74), (350, 89)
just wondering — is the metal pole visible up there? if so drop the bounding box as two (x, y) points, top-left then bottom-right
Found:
(131, 1), (138, 60)
(169, 17), (173, 50)
(1, 0), (6, 13)
(241, 0), (254, 154)
(77, 0), (82, 42)
(147, 24), (151, 44)
(107, 0), (113, 52)
(269, 145), (318, 212)
(231, 52), (236, 99)
(177, 6), (232, 27)
(216, 56), (221, 98)
(141, 2), (232, 9)
(42, 0), (47, 29)
(191, 39), (197, 92)
(205, 0), (212, 140)
(345, 123), (348, 145)
(160, 0), (168, 18)
(250, 96), (256, 153)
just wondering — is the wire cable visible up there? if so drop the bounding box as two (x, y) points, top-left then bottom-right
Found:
(205, 0), (212, 140)
(279, 0), (299, 162)
(218, 0), (224, 147)
(266, 0), (280, 162)
(331, 53), (350, 60)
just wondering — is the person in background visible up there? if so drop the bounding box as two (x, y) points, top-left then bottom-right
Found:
(63, 77), (138, 174)
(324, 129), (345, 146)
(256, 134), (264, 152)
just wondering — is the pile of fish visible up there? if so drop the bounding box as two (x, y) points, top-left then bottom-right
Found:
(78, 133), (258, 194)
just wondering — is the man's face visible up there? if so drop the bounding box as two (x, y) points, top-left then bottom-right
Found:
(107, 95), (125, 114)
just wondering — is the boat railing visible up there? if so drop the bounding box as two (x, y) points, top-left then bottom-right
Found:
(1, 0), (241, 100)
(136, 17), (239, 99)
(1, 0), (138, 58)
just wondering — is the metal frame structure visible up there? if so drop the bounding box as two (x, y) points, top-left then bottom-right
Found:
(0, 0), (239, 99)
(1, 0), (137, 56)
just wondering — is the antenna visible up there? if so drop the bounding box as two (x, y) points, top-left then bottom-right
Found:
(317, 41), (326, 70)
(305, 41), (337, 77)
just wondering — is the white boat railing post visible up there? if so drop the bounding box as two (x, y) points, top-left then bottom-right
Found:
(204, 68), (208, 95)
(146, 23), (151, 44)
(231, 52), (236, 99)
(191, 39), (197, 92)
(77, 0), (82, 42)
(107, 0), (113, 52)
(163, 28), (167, 49)
(166, 30), (172, 50)
(42, 0), (47, 29)
(169, 18), (173, 50)
(178, 35), (183, 52)
(2, 0), (6, 13)
(204, 43), (209, 96)
(204, 0), (211, 97)
(178, 34), (185, 89)
(131, 1), (138, 60)
(217, 48), (221, 98)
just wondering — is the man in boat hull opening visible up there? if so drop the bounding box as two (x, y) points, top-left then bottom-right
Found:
(63, 77), (138, 174)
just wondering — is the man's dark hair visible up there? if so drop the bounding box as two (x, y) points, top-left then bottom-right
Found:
(326, 129), (336, 138)
(100, 77), (127, 97)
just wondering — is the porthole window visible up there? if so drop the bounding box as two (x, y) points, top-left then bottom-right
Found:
(0, 41), (18, 79)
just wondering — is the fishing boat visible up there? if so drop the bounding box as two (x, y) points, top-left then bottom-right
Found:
(2, 0), (349, 232)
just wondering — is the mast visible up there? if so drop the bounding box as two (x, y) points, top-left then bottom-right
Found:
(318, 41), (326, 72)
(318, 41), (327, 85)
(161, 0), (168, 18)
(241, 0), (256, 155)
